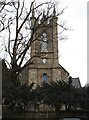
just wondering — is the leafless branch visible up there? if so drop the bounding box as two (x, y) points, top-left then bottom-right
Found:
(0, 0), (68, 73)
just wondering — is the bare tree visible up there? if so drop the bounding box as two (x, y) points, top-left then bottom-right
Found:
(0, 0), (68, 85)
(0, 0), (6, 32)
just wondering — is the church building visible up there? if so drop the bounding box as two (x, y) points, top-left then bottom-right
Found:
(19, 6), (69, 87)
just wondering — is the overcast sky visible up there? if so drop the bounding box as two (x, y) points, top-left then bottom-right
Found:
(58, 0), (87, 86)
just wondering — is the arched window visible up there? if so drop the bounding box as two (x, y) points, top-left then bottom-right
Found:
(42, 73), (47, 82)
(40, 33), (48, 52)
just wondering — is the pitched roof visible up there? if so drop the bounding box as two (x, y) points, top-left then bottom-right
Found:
(59, 64), (69, 76)
(71, 77), (81, 88)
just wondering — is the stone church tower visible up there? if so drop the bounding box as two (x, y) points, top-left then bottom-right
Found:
(19, 7), (69, 87)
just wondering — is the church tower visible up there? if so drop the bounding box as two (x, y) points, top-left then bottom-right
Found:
(27, 6), (69, 87)
(19, 6), (69, 87)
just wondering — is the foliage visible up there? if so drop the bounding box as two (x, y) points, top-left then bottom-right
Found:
(3, 78), (89, 112)
(80, 86), (89, 110)
(3, 81), (34, 111)
(34, 81), (89, 112)
(35, 81), (81, 111)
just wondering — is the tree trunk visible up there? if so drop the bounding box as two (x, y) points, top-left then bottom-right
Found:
(10, 68), (20, 86)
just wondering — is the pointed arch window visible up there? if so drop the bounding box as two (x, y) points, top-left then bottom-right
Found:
(40, 33), (48, 52)
(42, 73), (47, 82)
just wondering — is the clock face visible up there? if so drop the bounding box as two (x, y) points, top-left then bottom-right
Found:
(42, 59), (47, 63)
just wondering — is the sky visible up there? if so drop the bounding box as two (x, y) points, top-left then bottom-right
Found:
(57, 0), (87, 86)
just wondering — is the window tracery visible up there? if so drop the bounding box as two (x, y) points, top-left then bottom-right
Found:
(40, 33), (48, 52)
